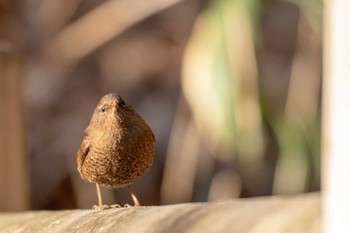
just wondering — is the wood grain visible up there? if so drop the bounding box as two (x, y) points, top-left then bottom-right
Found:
(0, 193), (320, 233)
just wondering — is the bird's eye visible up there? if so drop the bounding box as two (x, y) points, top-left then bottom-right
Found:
(98, 106), (107, 113)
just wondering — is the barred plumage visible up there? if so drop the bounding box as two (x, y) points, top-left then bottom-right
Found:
(77, 93), (155, 209)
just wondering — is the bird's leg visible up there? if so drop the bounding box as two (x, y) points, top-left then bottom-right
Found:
(94, 184), (121, 209)
(96, 183), (103, 207)
(127, 185), (141, 207)
(92, 183), (109, 210)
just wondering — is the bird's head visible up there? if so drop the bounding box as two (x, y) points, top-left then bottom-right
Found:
(90, 93), (132, 126)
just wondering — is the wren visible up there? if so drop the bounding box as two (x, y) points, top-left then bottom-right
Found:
(77, 93), (155, 209)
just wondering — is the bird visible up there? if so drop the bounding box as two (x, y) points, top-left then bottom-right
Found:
(77, 93), (155, 209)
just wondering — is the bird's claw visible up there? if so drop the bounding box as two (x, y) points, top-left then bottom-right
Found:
(92, 204), (124, 210)
(92, 204), (110, 210)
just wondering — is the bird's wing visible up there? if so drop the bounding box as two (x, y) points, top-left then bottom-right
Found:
(77, 137), (90, 171)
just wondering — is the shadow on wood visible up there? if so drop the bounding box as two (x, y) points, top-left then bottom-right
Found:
(0, 193), (320, 233)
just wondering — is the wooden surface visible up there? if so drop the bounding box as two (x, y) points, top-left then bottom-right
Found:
(0, 193), (320, 233)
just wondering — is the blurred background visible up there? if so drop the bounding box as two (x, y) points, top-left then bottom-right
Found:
(0, 0), (322, 211)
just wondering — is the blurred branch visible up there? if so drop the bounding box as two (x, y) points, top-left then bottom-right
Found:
(182, 0), (263, 161)
(26, 0), (187, 107)
(161, 98), (201, 203)
(273, 11), (322, 195)
(44, 0), (187, 67)
(285, 13), (321, 128)
(35, 0), (83, 39)
(0, 51), (29, 211)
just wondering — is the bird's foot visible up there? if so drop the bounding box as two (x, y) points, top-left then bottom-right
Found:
(92, 204), (110, 211)
(124, 203), (141, 208)
(92, 204), (122, 210)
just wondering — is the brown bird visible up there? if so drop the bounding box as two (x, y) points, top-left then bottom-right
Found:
(77, 93), (155, 209)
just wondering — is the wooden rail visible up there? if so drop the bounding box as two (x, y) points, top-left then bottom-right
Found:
(0, 193), (320, 233)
